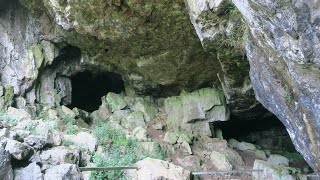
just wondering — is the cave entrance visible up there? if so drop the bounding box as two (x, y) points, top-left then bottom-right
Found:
(212, 116), (296, 152)
(211, 115), (311, 171)
(68, 70), (124, 112)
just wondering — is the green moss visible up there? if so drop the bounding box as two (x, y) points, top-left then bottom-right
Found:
(29, 44), (44, 69)
(3, 85), (14, 111)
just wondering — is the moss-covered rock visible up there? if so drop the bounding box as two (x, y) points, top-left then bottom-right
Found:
(164, 88), (229, 135)
(105, 93), (127, 112)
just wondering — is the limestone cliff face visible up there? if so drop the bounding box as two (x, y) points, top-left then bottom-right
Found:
(19, 0), (222, 97)
(230, 0), (320, 173)
(0, 0), (257, 117)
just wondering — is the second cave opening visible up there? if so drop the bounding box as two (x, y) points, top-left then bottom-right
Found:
(68, 70), (125, 112)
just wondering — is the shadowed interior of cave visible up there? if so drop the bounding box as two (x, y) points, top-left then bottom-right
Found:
(212, 115), (296, 152)
(68, 70), (124, 112)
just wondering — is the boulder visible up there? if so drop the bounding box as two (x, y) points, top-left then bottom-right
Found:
(0, 128), (9, 139)
(255, 150), (267, 160)
(5, 139), (34, 160)
(164, 88), (229, 135)
(210, 151), (233, 171)
(164, 132), (178, 145)
(135, 142), (162, 159)
(121, 111), (146, 130)
(181, 141), (193, 155)
(63, 132), (97, 153)
(222, 148), (244, 166)
(105, 93), (126, 112)
(24, 135), (47, 150)
(177, 132), (194, 144)
(60, 106), (76, 118)
(236, 141), (256, 152)
(133, 127), (148, 142)
(267, 154), (289, 166)
(6, 107), (31, 122)
(14, 162), (43, 180)
(44, 164), (82, 180)
(0, 147), (13, 180)
(40, 146), (80, 169)
(174, 155), (201, 171)
(131, 99), (157, 122)
(127, 157), (191, 180)
(228, 138), (240, 148)
(253, 160), (306, 180)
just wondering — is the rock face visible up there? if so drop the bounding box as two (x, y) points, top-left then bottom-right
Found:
(184, 0), (261, 118)
(165, 88), (229, 136)
(231, 0), (320, 174)
(1, 0), (224, 101)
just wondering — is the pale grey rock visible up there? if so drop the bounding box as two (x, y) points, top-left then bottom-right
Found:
(127, 157), (190, 180)
(105, 93), (127, 112)
(63, 132), (97, 153)
(236, 141), (257, 152)
(133, 127), (148, 142)
(131, 99), (158, 122)
(44, 164), (82, 180)
(14, 162), (43, 180)
(232, 0), (320, 173)
(164, 88), (229, 135)
(0, 147), (13, 180)
(6, 107), (31, 122)
(24, 135), (47, 150)
(210, 151), (233, 171)
(121, 111), (146, 130)
(40, 146), (80, 169)
(164, 132), (179, 145)
(253, 160), (306, 180)
(60, 105), (76, 118)
(5, 139), (33, 160)
(0, 128), (9, 139)
(267, 154), (290, 166)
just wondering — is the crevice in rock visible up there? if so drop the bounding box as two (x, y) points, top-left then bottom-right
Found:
(67, 70), (124, 112)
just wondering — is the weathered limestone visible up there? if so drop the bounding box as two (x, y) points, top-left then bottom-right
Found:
(253, 160), (306, 180)
(14, 162), (43, 180)
(184, 0), (260, 118)
(232, 0), (320, 173)
(5, 139), (34, 161)
(127, 157), (191, 180)
(44, 164), (82, 180)
(165, 88), (229, 136)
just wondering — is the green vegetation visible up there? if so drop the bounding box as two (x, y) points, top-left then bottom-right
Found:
(90, 121), (164, 180)
(0, 113), (17, 126)
(92, 120), (126, 145)
(63, 116), (78, 134)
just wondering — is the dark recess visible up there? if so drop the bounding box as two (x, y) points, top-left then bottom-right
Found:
(211, 115), (296, 151)
(68, 70), (124, 112)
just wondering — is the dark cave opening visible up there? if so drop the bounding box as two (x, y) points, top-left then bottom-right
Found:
(212, 115), (296, 152)
(68, 70), (125, 112)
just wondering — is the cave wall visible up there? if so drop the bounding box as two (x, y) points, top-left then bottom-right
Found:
(0, 0), (258, 118)
(231, 0), (320, 173)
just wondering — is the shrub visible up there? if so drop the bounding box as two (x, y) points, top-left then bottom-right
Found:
(90, 122), (165, 179)
(92, 121), (125, 146)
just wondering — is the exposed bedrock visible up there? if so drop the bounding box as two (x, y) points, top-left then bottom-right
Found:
(0, 0), (263, 120)
(230, 0), (320, 174)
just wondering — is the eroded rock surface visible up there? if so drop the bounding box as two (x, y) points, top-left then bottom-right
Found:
(232, 0), (320, 173)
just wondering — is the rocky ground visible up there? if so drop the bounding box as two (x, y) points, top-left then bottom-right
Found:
(0, 83), (311, 180)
